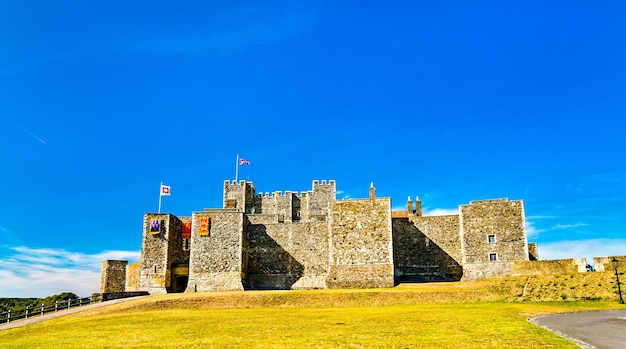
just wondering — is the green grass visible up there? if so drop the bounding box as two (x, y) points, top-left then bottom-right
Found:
(1, 275), (625, 348)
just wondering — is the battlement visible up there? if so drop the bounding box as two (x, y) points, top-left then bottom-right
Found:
(106, 179), (539, 295)
(254, 190), (298, 199)
(467, 198), (509, 204)
(224, 179), (250, 186)
(312, 179), (336, 188)
(226, 180), (335, 200)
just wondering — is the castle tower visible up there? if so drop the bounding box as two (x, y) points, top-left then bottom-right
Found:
(407, 196), (413, 216)
(224, 180), (256, 212)
(306, 180), (336, 220)
(186, 210), (245, 292)
(138, 213), (185, 295)
(328, 184), (394, 288)
(414, 196), (422, 217)
(99, 260), (128, 293)
(459, 199), (528, 280)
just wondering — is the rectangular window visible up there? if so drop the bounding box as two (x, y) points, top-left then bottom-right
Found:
(182, 238), (190, 251)
(488, 235), (496, 243)
(489, 253), (498, 262)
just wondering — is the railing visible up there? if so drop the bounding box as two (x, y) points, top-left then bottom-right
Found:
(0, 296), (100, 324)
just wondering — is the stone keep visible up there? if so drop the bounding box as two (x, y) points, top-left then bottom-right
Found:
(99, 260), (128, 293)
(105, 180), (535, 294)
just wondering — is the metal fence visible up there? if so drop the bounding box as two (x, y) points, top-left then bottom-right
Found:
(0, 296), (101, 324)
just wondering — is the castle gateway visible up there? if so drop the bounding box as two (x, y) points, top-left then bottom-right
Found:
(100, 180), (537, 294)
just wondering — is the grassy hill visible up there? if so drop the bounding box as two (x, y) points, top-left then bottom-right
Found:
(1, 272), (624, 348)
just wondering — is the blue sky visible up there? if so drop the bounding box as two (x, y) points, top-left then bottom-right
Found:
(1, 1), (625, 297)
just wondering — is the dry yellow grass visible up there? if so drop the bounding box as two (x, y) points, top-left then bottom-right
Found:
(1, 272), (624, 348)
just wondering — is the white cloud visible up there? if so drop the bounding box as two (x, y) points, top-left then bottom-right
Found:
(555, 223), (588, 230)
(337, 190), (352, 200)
(537, 239), (626, 266)
(0, 246), (139, 298)
(423, 208), (459, 216)
(525, 220), (542, 239)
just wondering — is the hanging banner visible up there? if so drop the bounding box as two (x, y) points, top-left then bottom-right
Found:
(181, 221), (192, 239)
(198, 217), (210, 236)
(150, 219), (161, 234)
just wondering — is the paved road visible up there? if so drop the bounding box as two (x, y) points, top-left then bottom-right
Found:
(0, 296), (149, 331)
(531, 310), (626, 349)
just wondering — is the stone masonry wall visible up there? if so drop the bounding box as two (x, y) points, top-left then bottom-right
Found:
(125, 262), (140, 292)
(327, 198), (394, 288)
(245, 216), (329, 289)
(392, 215), (463, 282)
(99, 260), (127, 293)
(511, 258), (588, 276)
(117, 180), (542, 295)
(460, 199), (528, 264)
(139, 213), (181, 295)
(223, 180), (254, 212)
(186, 209), (245, 292)
(592, 256), (626, 272)
(307, 180), (335, 220)
(462, 261), (514, 281)
(528, 242), (539, 260)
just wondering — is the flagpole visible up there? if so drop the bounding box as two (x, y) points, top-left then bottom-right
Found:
(158, 182), (163, 213)
(235, 154), (239, 182)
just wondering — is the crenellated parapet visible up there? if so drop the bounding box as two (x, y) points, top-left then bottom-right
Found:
(104, 179), (539, 296)
(223, 180), (335, 222)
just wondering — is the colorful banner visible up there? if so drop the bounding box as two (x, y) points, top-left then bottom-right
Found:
(199, 217), (210, 236)
(182, 221), (191, 239)
(150, 219), (161, 234)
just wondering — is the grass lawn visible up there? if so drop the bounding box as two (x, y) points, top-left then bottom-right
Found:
(1, 284), (623, 348)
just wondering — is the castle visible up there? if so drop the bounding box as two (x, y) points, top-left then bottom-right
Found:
(100, 180), (541, 295)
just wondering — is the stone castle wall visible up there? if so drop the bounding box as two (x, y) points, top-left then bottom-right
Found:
(186, 210), (245, 292)
(511, 258), (588, 276)
(592, 256), (626, 272)
(392, 215), (463, 282)
(103, 180), (549, 295)
(460, 199), (528, 264)
(125, 262), (140, 292)
(245, 216), (329, 289)
(139, 213), (184, 295)
(99, 260), (128, 293)
(528, 242), (539, 260)
(327, 198), (394, 288)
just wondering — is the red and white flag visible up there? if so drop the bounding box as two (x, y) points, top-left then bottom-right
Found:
(160, 184), (171, 196)
(239, 158), (250, 165)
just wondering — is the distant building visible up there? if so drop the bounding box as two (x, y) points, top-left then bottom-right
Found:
(100, 180), (537, 294)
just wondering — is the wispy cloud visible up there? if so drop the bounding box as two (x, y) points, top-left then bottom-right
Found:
(524, 215), (588, 238)
(17, 126), (46, 144)
(538, 239), (626, 265)
(423, 207), (459, 216)
(555, 223), (587, 230)
(0, 245), (139, 298)
(525, 220), (541, 239)
(337, 190), (352, 200)
(0, 226), (23, 246)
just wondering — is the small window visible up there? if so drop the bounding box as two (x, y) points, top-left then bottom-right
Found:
(488, 235), (496, 244)
(489, 253), (498, 262)
(182, 238), (190, 251)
